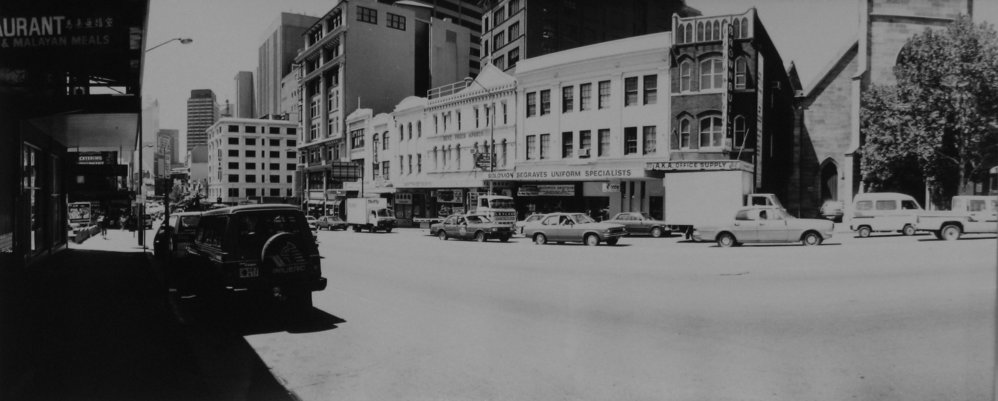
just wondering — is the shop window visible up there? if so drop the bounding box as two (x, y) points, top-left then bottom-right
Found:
(699, 115), (723, 148)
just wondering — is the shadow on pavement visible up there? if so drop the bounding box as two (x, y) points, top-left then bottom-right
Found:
(0, 247), (339, 401)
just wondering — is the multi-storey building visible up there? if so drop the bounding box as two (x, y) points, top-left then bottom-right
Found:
(205, 117), (300, 204)
(156, 129), (180, 169)
(407, 0), (485, 75)
(297, 0), (475, 206)
(234, 71), (255, 119)
(185, 89), (219, 153)
(478, 0), (699, 72)
(514, 32), (672, 219)
(257, 12), (319, 119)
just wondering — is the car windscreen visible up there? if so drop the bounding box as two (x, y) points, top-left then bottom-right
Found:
(466, 215), (493, 224)
(489, 199), (515, 209)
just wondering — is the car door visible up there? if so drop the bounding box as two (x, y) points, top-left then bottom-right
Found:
(873, 200), (900, 231)
(731, 209), (760, 242)
(540, 215), (565, 241)
(756, 208), (790, 242)
(633, 214), (651, 235)
(965, 198), (997, 233)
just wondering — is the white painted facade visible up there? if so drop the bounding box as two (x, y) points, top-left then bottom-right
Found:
(206, 117), (300, 203)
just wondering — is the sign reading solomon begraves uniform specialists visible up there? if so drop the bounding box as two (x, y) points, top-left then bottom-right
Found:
(487, 166), (646, 181)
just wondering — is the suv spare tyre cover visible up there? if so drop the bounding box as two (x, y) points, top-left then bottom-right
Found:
(260, 232), (310, 275)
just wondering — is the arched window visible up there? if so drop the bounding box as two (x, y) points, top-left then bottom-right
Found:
(417, 121), (422, 137)
(741, 17), (748, 38)
(732, 18), (741, 39)
(382, 132), (389, 150)
(699, 115), (723, 148)
(712, 21), (720, 41)
(685, 23), (693, 43)
(680, 60), (692, 92)
(699, 56), (723, 90)
(735, 58), (748, 89)
(407, 122), (413, 139)
(455, 144), (461, 170)
(399, 124), (405, 141)
(677, 24), (685, 44)
(733, 115), (747, 148)
(679, 118), (692, 149)
(697, 22), (704, 42)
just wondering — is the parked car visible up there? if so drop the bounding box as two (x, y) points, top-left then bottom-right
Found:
(604, 212), (672, 237)
(306, 215), (319, 231)
(430, 213), (513, 242)
(514, 213), (545, 236)
(316, 215), (348, 231)
(819, 200), (845, 222)
(693, 207), (834, 247)
(180, 204), (326, 311)
(849, 192), (923, 237)
(916, 195), (998, 240)
(153, 211), (202, 260)
(523, 212), (627, 246)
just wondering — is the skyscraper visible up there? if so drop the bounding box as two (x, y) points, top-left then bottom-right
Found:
(257, 12), (319, 119)
(186, 89), (218, 153)
(234, 71), (254, 118)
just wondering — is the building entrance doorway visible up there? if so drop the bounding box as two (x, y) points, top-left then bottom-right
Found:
(820, 160), (838, 201)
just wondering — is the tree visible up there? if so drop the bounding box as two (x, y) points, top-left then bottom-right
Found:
(861, 15), (998, 204)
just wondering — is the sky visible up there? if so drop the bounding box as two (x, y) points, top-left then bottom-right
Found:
(142, 0), (998, 153)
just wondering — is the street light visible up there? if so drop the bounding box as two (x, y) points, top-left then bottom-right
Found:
(145, 37), (193, 53)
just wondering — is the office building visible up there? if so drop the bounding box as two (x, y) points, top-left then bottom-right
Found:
(234, 71), (255, 118)
(205, 117), (300, 204)
(479, 0), (699, 71)
(257, 12), (320, 119)
(186, 89), (219, 153)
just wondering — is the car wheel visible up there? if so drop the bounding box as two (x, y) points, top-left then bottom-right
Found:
(650, 227), (664, 238)
(499, 235), (510, 242)
(475, 231), (486, 242)
(605, 238), (619, 246)
(940, 224), (961, 241)
(717, 232), (736, 248)
(857, 226), (871, 238)
(801, 231), (822, 246)
(385, 227), (393, 233)
(438, 230), (448, 240)
(902, 224), (916, 236)
(584, 234), (600, 246)
(534, 233), (547, 245)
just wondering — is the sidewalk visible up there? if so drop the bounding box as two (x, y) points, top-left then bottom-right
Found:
(1, 228), (299, 401)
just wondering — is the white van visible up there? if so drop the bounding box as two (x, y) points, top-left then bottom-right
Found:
(849, 192), (923, 237)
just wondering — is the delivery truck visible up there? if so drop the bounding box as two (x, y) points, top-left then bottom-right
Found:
(346, 198), (397, 233)
(467, 194), (517, 227)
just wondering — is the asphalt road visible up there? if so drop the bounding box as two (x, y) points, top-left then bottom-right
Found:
(246, 228), (995, 401)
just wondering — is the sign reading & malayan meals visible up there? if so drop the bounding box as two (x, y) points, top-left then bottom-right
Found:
(487, 166), (645, 181)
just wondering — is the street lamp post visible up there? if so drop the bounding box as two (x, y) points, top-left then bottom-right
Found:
(146, 37), (193, 53)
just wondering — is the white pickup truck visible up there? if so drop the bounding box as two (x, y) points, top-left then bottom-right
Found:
(915, 195), (997, 240)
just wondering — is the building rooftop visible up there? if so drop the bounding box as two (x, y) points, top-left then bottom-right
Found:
(516, 32), (672, 74)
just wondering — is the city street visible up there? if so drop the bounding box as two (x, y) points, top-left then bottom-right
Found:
(245, 228), (995, 401)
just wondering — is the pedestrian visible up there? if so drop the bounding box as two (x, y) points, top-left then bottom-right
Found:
(99, 214), (108, 239)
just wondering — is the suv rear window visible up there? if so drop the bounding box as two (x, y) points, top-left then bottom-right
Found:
(855, 200), (873, 211)
(232, 212), (310, 257)
(197, 216), (227, 248)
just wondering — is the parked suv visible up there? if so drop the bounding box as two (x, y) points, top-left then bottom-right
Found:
(179, 204), (326, 311)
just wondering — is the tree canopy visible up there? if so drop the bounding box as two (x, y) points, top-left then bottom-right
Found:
(860, 15), (998, 204)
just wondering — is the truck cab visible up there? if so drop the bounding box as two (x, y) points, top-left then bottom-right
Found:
(469, 195), (517, 228)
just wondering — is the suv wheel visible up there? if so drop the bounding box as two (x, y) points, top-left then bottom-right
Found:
(902, 224), (916, 236)
(717, 233), (736, 248)
(857, 226), (872, 238)
(650, 227), (664, 238)
(940, 224), (961, 241)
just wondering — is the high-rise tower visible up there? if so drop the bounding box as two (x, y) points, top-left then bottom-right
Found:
(186, 89), (219, 152)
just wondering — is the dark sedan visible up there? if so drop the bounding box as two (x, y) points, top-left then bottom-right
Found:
(604, 212), (672, 237)
(430, 213), (513, 242)
(316, 215), (348, 231)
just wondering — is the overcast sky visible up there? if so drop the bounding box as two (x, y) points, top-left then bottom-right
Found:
(142, 0), (997, 153)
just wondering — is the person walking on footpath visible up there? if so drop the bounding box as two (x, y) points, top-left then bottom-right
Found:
(99, 214), (108, 239)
